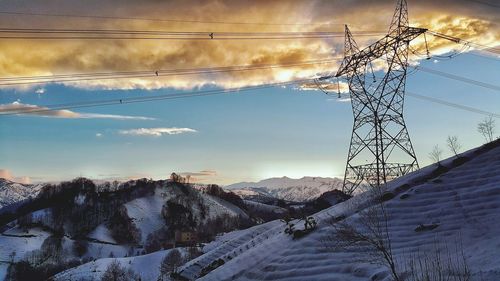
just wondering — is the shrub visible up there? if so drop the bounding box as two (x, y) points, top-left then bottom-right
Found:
(101, 259), (140, 281)
(73, 239), (89, 257)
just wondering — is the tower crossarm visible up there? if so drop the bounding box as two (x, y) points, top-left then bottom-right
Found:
(335, 26), (427, 77)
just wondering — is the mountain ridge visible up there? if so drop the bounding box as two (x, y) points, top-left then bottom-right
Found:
(225, 176), (344, 202)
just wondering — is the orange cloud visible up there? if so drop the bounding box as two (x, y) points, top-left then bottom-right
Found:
(0, 0), (496, 91)
(0, 169), (31, 184)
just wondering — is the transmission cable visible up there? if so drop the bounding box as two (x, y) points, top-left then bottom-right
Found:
(412, 66), (500, 93)
(0, 58), (341, 87)
(426, 30), (500, 55)
(0, 78), (315, 116)
(0, 28), (383, 36)
(406, 91), (500, 118)
(0, 11), (348, 26)
(466, 0), (500, 9)
(331, 91), (499, 118)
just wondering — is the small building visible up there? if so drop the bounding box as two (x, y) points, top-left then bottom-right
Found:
(174, 230), (198, 245)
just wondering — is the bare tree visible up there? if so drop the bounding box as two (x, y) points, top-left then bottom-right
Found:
(446, 135), (462, 157)
(101, 259), (139, 281)
(477, 117), (495, 143)
(158, 249), (184, 281)
(429, 145), (443, 165)
(324, 187), (401, 281)
(324, 192), (473, 281)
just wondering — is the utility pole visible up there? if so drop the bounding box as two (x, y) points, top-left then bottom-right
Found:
(335, 0), (427, 194)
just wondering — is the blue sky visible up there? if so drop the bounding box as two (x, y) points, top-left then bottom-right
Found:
(0, 0), (498, 184)
(1, 52), (498, 184)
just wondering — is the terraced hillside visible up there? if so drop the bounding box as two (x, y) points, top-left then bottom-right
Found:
(180, 140), (500, 281)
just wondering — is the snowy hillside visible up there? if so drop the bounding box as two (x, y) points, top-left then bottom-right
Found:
(177, 140), (500, 281)
(0, 179), (254, 280)
(226, 176), (344, 202)
(52, 249), (184, 281)
(0, 179), (44, 210)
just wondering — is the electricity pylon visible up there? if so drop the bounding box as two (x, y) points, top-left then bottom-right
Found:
(335, 0), (427, 194)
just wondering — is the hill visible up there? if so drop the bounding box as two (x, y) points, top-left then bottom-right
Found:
(174, 139), (500, 280)
(0, 179), (258, 280)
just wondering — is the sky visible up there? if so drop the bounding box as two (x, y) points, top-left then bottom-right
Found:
(0, 0), (499, 185)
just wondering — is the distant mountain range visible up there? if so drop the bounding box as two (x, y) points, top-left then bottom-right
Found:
(225, 176), (344, 202)
(0, 178), (45, 210)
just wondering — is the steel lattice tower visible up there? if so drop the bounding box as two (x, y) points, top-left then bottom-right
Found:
(335, 0), (427, 194)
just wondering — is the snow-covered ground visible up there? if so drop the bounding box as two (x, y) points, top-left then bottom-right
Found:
(53, 249), (185, 281)
(124, 192), (167, 245)
(243, 200), (287, 215)
(179, 142), (500, 281)
(0, 227), (51, 280)
(226, 176), (344, 202)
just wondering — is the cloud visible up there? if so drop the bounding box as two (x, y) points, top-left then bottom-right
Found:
(0, 169), (31, 184)
(96, 133), (103, 137)
(181, 170), (217, 177)
(336, 98), (352, 103)
(35, 88), (45, 95)
(0, 0), (496, 91)
(299, 80), (349, 93)
(78, 113), (155, 120)
(180, 170), (217, 183)
(118, 127), (197, 137)
(0, 102), (155, 120)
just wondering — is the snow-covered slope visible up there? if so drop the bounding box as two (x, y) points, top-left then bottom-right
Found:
(124, 192), (167, 245)
(0, 227), (52, 279)
(180, 141), (500, 281)
(0, 179), (44, 210)
(0, 180), (252, 280)
(52, 249), (183, 281)
(226, 176), (344, 202)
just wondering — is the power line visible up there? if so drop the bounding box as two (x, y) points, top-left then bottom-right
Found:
(0, 27), (385, 40)
(410, 36), (499, 63)
(413, 65), (500, 92)
(0, 79), (315, 116)
(466, 0), (500, 8)
(0, 28), (383, 36)
(3, 78), (499, 120)
(0, 35), (376, 40)
(0, 58), (341, 87)
(406, 91), (500, 118)
(0, 34), (382, 40)
(332, 91), (500, 118)
(0, 58), (339, 81)
(426, 30), (500, 55)
(0, 11), (348, 27)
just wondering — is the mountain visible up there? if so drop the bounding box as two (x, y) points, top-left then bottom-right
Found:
(0, 178), (45, 210)
(225, 176), (344, 202)
(170, 139), (500, 281)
